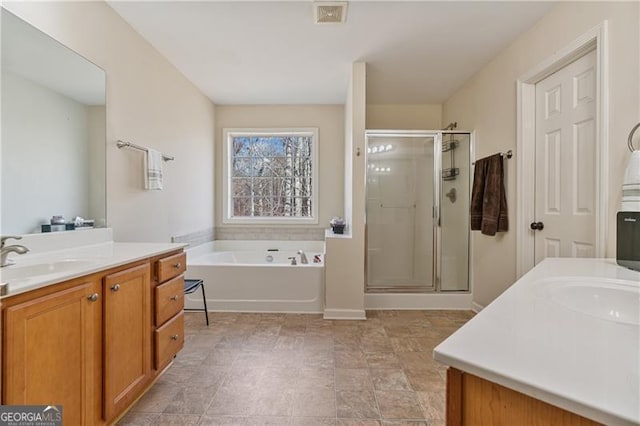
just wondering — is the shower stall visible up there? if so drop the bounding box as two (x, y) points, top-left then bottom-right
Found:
(365, 130), (471, 293)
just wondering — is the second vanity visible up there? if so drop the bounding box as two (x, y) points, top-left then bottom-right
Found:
(0, 229), (187, 425)
(434, 259), (640, 426)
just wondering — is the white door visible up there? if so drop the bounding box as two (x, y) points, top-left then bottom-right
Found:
(534, 50), (597, 264)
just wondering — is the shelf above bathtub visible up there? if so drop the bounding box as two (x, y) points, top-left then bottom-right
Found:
(325, 228), (352, 239)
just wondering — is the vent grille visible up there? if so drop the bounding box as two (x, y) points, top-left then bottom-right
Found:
(314, 2), (348, 24)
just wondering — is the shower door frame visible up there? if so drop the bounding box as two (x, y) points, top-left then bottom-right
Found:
(364, 130), (473, 294)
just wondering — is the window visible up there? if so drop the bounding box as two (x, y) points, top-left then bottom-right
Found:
(223, 128), (318, 224)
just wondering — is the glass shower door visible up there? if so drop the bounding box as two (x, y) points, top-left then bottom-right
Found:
(366, 134), (435, 292)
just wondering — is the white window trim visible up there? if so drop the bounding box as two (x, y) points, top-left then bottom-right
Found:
(222, 128), (319, 225)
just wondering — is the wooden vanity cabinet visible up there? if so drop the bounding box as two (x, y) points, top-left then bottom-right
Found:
(3, 276), (103, 426)
(1, 248), (185, 425)
(446, 368), (601, 426)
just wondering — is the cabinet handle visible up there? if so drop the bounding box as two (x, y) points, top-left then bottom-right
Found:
(87, 293), (99, 302)
(110, 284), (121, 292)
(173, 262), (182, 269)
(170, 295), (179, 301)
(171, 334), (179, 341)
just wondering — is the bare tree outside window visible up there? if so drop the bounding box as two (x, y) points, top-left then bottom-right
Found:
(230, 133), (314, 218)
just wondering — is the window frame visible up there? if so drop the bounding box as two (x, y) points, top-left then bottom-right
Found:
(222, 128), (319, 225)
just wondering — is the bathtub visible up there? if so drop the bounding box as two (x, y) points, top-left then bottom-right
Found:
(185, 240), (325, 313)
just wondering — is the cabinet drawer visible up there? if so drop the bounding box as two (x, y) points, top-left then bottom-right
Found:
(154, 311), (184, 369)
(155, 275), (184, 325)
(157, 252), (186, 283)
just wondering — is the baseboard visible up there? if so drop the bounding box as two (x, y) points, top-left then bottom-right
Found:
(323, 308), (367, 320)
(471, 301), (484, 313)
(364, 293), (473, 310)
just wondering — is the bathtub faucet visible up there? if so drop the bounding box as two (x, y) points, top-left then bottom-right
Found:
(297, 250), (309, 264)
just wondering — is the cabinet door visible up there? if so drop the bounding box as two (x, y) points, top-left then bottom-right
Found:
(103, 263), (151, 421)
(3, 280), (101, 426)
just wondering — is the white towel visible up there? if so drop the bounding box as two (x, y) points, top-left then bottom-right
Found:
(144, 148), (163, 190)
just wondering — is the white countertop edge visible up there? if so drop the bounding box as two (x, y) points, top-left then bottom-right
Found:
(433, 350), (636, 426)
(1, 242), (188, 299)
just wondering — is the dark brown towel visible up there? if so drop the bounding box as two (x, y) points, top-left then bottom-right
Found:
(470, 153), (508, 236)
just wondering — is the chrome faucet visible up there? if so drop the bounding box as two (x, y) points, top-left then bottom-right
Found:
(297, 250), (309, 264)
(1, 236), (29, 267)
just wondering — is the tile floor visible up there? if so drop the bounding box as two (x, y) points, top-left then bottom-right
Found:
(119, 310), (474, 426)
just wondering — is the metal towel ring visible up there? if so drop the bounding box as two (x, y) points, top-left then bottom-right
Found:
(628, 122), (640, 152)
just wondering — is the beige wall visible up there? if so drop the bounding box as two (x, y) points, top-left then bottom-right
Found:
(214, 105), (344, 230)
(366, 104), (442, 130)
(443, 1), (640, 307)
(4, 1), (216, 243)
(325, 62), (367, 319)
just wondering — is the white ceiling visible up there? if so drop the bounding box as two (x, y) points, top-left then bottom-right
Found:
(108, 1), (555, 105)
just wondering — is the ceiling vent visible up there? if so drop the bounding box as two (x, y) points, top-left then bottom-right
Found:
(313, 2), (348, 24)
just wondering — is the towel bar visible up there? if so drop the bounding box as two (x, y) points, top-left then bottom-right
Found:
(116, 140), (175, 162)
(472, 150), (512, 166)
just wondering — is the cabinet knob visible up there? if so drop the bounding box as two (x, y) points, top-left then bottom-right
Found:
(87, 293), (99, 302)
(170, 295), (179, 301)
(110, 284), (121, 292)
(173, 262), (182, 269)
(171, 334), (179, 341)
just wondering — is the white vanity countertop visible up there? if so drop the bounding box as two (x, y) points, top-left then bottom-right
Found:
(0, 240), (187, 299)
(434, 258), (640, 426)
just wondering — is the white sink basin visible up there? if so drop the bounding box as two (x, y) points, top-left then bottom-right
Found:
(538, 277), (640, 325)
(0, 259), (98, 281)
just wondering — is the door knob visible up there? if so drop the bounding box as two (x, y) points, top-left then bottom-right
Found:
(87, 293), (99, 302)
(530, 221), (544, 231)
(110, 284), (121, 292)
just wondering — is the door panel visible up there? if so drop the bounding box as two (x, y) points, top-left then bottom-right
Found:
(573, 119), (595, 215)
(534, 50), (597, 264)
(544, 130), (561, 214)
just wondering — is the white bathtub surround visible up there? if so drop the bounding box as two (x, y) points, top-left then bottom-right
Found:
(0, 228), (186, 297)
(214, 226), (325, 241)
(186, 240), (325, 313)
(434, 258), (640, 425)
(171, 227), (215, 247)
(188, 240), (324, 257)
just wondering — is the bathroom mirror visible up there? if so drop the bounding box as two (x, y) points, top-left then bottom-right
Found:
(1, 9), (106, 235)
